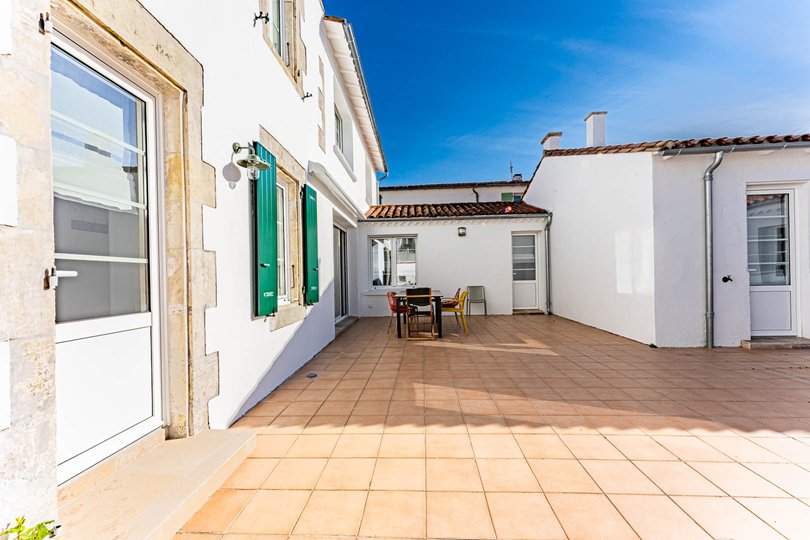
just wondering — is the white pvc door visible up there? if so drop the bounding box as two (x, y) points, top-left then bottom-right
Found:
(747, 191), (796, 336)
(512, 234), (539, 310)
(333, 226), (348, 321)
(51, 40), (162, 484)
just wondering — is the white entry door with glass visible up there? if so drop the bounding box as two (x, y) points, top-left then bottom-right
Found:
(51, 39), (163, 483)
(747, 191), (797, 336)
(512, 234), (540, 311)
(334, 226), (348, 321)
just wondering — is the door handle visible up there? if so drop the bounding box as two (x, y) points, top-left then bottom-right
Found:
(46, 267), (78, 289)
(260, 263), (271, 268)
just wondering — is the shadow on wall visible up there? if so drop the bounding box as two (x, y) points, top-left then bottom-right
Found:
(232, 315), (810, 438)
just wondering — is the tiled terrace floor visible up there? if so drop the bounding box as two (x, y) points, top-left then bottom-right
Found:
(177, 315), (810, 539)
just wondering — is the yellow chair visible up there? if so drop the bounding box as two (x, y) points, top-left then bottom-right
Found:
(442, 290), (469, 335)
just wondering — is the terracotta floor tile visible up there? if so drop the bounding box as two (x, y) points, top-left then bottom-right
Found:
(635, 461), (723, 496)
(736, 496), (810, 539)
(752, 436), (810, 463)
(261, 416), (310, 435)
(330, 433), (382, 458)
(344, 414), (387, 433)
(227, 490), (310, 535)
(181, 489), (253, 533)
(280, 401), (322, 417)
(466, 415), (512, 434)
(378, 433), (425, 457)
(609, 494), (710, 540)
(360, 491), (426, 538)
(486, 492), (565, 539)
(250, 434), (298, 458)
(426, 458), (482, 491)
(580, 460), (661, 494)
(651, 435), (733, 462)
(546, 493), (639, 540)
(315, 458), (375, 490)
(689, 462), (789, 497)
(370, 458), (425, 490)
(605, 435), (677, 461)
(351, 400), (391, 416)
(477, 458), (541, 492)
(527, 459), (600, 493)
(559, 434), (625, 460)
(261, 458), (327, 490)
(700, 436), (786, 463)
(245, 401), (287, 417)
(426, 491), (496, 539)
(384, 415), (426, 433)
(293, 490), (367, 536)
(425, 414), (471, 433)
(222, 458), (279, 489)
(673, 496), (783, 540)
(514, 434), (574, 458)
(425, 399), (462, 414)
(469, 434), (523, 458)
(285, 435), (339, 458)
(746, 462), (810, 498)
(425, 433), (474, 458)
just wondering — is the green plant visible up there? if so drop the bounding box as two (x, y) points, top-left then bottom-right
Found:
(0, 517), (58, 540)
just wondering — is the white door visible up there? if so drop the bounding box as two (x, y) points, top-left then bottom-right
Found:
(51, 39), (163, 484)
(747, 191), (797, 336)
(333, 226), (348, 321)
(512, 234), (539, 310)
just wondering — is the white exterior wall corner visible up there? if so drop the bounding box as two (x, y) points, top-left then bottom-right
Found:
(139, 0), (379, 428)
(524, 153), (657, 345)
(356, 218), (548, 317)
(653, 150), (810, 347)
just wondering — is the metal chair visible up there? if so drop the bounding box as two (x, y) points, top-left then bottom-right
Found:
(466, 285), (487, 316)
(405, 287), (435, 340)
(442, 290), (469, 335)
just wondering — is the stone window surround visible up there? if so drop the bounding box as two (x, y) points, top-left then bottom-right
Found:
(50, 0), (217, 443)
(259, 0), (305, 96)
(258, 127), (308, 330)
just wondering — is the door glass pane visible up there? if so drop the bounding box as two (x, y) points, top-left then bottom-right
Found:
(395, 238), (417, 286)
(512, 235), (536, 281)
(747, 194), (790, 286)
(54, 259), (149, 322)
(371, 238), (392, 287)
(51, 45), (150, 323)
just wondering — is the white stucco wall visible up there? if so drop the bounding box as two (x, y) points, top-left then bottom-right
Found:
(357, 217), (548, 318)
(525, 153), (657, 345)
(653, 150), (810, 347)
(140, 0), (381, 428)
(380, 184), (528, 205)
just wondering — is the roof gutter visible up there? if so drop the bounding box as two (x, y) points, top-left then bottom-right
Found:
(658, 141), (810, 156)
(359, 213), (550, 223)
(328, 16), (388, 173)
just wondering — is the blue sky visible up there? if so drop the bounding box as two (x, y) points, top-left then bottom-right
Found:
(327, 1), (810, 186)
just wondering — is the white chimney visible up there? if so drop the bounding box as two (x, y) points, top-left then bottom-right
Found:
(541, 131), (563, 151)
(585, 111), (607, 147)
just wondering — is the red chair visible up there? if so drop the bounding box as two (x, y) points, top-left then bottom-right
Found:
(387, 291), (412, 334)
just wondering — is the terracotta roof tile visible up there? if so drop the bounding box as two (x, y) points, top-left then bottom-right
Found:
(380, 179), (528, 191)
(544, 134), (810, 157)
(364, 202), (547, 220)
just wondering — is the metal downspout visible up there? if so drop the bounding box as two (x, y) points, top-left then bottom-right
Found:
(703, 151), (724, 348)
(544, 213), (553, 314)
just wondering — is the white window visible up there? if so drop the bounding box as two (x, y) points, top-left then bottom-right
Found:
(276, 184), (289, 301)
(270, 0), (284, 60)
(335, 107), (344, 153)
(370, 236), (416, 288)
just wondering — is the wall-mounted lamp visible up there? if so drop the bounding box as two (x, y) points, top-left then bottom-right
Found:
(223, 142), (271, 190)
(458, 227), (467, 237)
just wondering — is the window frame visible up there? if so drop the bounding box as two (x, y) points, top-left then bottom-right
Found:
(334, 106), (344, 153)
(276, 182), (290, 303)
(369, 235), (418, 290)
(270, 0), (284, 59)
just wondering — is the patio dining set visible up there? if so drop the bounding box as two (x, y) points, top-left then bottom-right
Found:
(386, 286), (487, 340)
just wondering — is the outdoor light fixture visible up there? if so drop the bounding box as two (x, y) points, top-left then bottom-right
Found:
(458, 226), (467, 237)
(224, 142), (271, 189)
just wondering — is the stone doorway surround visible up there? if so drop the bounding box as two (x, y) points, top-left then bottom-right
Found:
(0, 0), (218, 523)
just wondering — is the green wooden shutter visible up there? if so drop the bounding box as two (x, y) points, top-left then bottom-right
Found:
(254, 142), (278, 316)
(302, 184), (319, 304)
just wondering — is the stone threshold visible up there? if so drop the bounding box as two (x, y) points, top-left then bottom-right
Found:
(57, 429), (255, 540)
(335, 315), (359, 338)
(741, 336), (810, 349)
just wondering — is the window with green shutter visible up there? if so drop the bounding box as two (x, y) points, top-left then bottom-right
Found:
(302, 184), (319, 304)
(254, 142), (278, 316)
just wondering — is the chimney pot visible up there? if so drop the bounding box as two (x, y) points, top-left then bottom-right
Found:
(584, 111), (607, 147)
(511, 173), (523, 182)
(541, 131), (563, 151)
